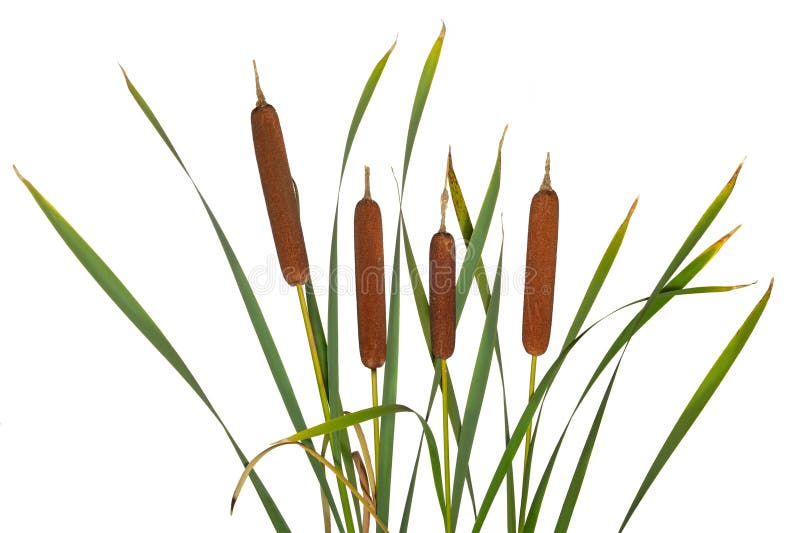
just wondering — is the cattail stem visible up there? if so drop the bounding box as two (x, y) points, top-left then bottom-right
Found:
(297, 285), (331, 421)
(371, 368), (380, 484)
(442, 358), (452, 533)
(523, 356), (537, 469)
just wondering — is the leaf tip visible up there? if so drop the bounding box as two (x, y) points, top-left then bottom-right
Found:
(728, 158), (745, 189)
(722, 224), (743, 243)
(12, 165), (31, 189)
(439, 20), (447, 39)
(629, 195), (640, 214)
(230, 495), (238, 515)
(498, 124), (509, 152)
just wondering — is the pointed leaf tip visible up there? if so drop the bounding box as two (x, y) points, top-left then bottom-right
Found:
(627, 196), (640, 218)
(439, 21), (446, 38)
(498, 125), (509, 152)
(722, 224), (743, 243)
(728, 159), (745, 188)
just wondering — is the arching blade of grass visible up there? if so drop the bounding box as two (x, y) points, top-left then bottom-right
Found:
(475, 165), (741, 532)
(268, 404), (448, 524)
(378, 23), (446, 527)
(522, 226), (744, 530)
(447, 150), (516, 533)
(454, 127), (506, 325)
(401, 23), (445, 189)
(120, 68), (342, 532)
(553, 164), (742, 532)
(327, 38), (397, 532)
(233, 440), (388, 533)
(15, 169), (289, 531)
(451, 241), (505, 531)
(619, 279), (772, 531)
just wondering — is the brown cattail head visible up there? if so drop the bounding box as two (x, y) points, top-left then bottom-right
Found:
(430, 231), (456, 359)
(251, 60), (310, 286)
(522, 152), (559, 356)
(430, 174), (456, 359)
(354, 166), (387, 369)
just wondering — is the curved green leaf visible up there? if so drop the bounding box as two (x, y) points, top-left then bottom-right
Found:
(120, 68), (340, 532)
(402, 23), (445, 188)
(473, 166), (739, 531)
(619, 280), (772, 531)
(328, 38), (397, 532)
(16, 169), (289, 531)
(378, 24), (446, 526)
(282, 403), (447, 522)
(553, 164), (742, 533)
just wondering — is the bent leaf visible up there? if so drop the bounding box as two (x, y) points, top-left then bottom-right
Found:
(619, 280), (772, 531)
(16, 168), (289, 531)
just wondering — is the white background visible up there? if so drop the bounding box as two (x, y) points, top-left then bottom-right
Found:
(1, 1), (798, 531)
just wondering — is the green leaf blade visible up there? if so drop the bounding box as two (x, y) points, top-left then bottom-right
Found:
(619, 280), (773, 531)
(378, 25), (446, 526)
(451, 242), (504, 530)
(402, 23), (445, 187)
(16, 169), (290, 531)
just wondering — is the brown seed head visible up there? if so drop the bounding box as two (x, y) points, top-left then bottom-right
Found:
(522, 153), (559, 356)
(354, 167), (387, 369)
(251, 61), (310, 286)
(430, 231), (456, 359)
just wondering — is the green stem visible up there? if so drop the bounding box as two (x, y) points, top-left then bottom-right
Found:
(519, 355), (537, 532)
(372, 368), (380, 484)
(298, 285), (331, 421)
(442, 358), (452, 533)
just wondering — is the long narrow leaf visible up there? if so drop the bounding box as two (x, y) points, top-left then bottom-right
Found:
(328, 39), (397, 532)
(282, 404), (447, 521)
(401, 23), (445, 188)
(619, 280), (772, 531)
(527, 225), (746, 532)
(120, 68), (342, 532)
(553, 164), (742, 532)
(447, 150), (516, 532)
(378, 24), (446, 526)
(16, 169), (290, 531)
(454, 127), (506, 324)
(451, 241), (505, 530)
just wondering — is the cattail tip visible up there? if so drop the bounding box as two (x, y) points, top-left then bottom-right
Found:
(253, 60), (267, 107)
(540, 152), (553, 191)
(364, 165), (371, 199)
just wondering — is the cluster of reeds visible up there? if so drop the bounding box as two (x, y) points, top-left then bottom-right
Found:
(17, 24), (771, 533)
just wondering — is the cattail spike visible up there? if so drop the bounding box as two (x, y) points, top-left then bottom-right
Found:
(253, 60), (266, 107)
(364, 166), (372, 199)
(540, 152), (553, 191)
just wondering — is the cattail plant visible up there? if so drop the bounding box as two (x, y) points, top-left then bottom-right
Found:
(430, 173), (456, 532)
(353, 165), (386, 479)
(251, 61), (329, 422)
(521, 152), (559, 500)
(17, 34), (772, 533)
